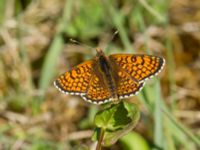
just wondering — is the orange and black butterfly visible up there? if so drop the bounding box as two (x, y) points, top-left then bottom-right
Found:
(54, 48), (165, 104)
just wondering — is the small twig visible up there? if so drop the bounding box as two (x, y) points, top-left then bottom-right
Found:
(96, 128), (105, 150)
(68, 130), (93, 140)
(0, 111), (29, 124)
(175, 110), (200, 120)
(0, 111), (51, 125)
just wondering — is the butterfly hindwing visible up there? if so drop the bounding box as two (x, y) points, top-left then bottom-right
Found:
(81, 74), (113, 104)
(109, 54), (165, 83)
(114, 70), (145, 99)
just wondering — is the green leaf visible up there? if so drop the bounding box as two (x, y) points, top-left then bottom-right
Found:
(120, 132), (150, 150)
(94, 102), (131, 131)
(93, 102), (140, 146)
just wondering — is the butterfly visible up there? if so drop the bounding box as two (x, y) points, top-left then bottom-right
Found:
(54, 48), (165, 104)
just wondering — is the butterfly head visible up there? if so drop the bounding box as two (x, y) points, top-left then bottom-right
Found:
(96, 48), (105, 57)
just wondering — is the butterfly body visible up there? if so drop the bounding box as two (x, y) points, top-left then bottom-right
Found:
(54, 48), (165, 104)
(94, 48), (118, 101)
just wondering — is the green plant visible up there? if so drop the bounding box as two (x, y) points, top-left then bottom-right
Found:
(93, 101), (140, 150)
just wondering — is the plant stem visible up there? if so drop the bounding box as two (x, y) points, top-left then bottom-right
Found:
(96, 128), (105, 150)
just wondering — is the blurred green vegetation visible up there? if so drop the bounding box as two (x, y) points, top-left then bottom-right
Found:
(0, 0), (200, 150)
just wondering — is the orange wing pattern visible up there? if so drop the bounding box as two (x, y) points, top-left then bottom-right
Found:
(54, 60), (93, 95)
(54, 52), (165, 105)
(116, 70), (144, 99)
(109, 54), (165, 83)
(81, 74), (113, 104)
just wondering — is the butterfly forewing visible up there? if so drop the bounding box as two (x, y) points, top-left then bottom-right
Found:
(109, 54), (165, 83)
(54, 60), (94, 95)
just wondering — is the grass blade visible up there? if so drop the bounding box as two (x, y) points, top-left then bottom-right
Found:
(153, 79), (163, 149)
(39, 0), (73, 91)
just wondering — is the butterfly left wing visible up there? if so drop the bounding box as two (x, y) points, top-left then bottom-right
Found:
(109, 54), (165, 83)
(81, 73), (113, 104)
(54, 60), (94, 95)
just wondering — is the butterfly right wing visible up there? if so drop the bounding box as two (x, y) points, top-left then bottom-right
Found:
(110, 61), (145, 99)
(111, 66), (145, 99)
(54, 60), (94, 95)
(109, 54), (165, 83)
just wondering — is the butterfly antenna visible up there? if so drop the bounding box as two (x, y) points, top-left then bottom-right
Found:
(69, 38), (94, 50)
(110, 30), (119, 42)
(104, 30), (119, 50)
